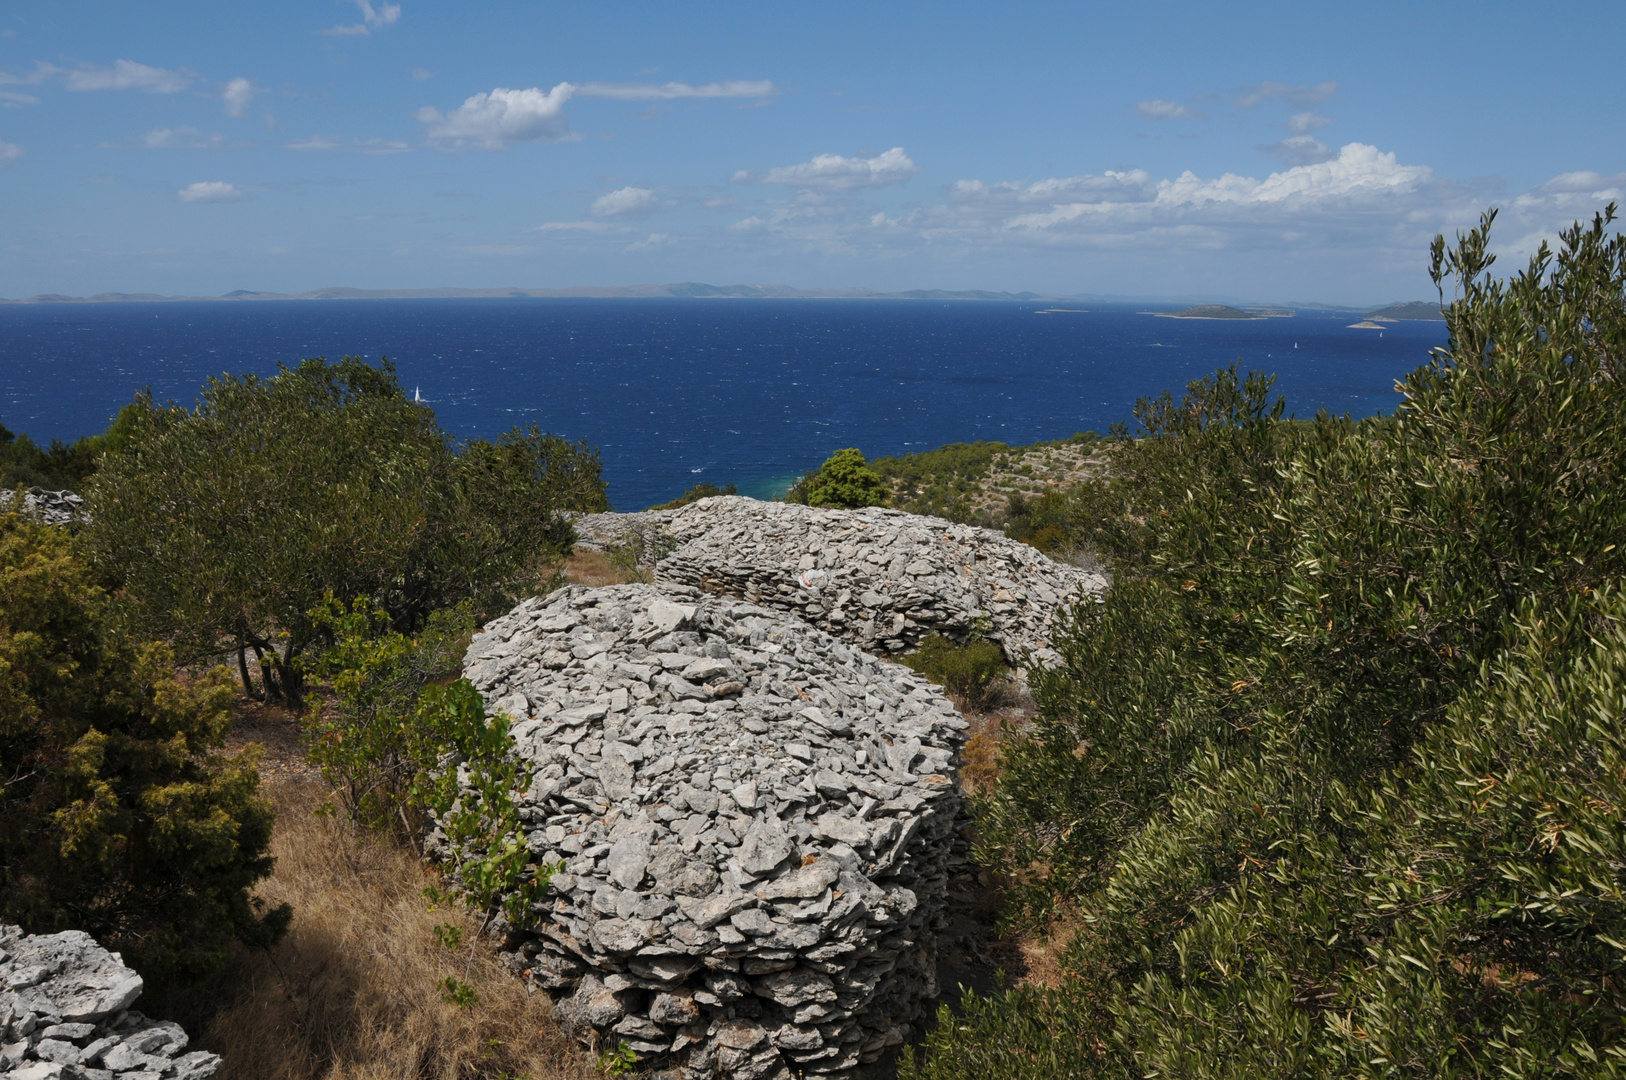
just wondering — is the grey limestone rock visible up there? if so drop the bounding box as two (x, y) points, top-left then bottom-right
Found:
(462, 584), (966, 1078)
(0, 489), (86, 528)
(0, 924), (218, 1080)
(577, 496), (1106, 667)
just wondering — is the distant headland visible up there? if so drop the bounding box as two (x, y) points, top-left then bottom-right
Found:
(1152, 304), (1268, 320)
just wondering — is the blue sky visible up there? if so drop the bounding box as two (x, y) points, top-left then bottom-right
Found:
(1, 1), (1622, 304)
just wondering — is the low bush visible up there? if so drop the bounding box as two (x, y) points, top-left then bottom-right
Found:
(650, 480), (737, 509)
(897, 633), (1010, 712)
(905, 208), (1626, 1077)
(0, 507), (287, 982)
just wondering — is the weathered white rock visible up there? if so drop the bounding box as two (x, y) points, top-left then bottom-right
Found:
(0, 488), (85, 527)
(461, 584), (966, 1078)
(0, 924), (219, 1080)
(575, 497), (1105, 666)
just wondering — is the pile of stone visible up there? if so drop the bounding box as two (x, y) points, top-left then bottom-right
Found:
(649, 498), (1106, 666)
(0, 489), (86, 527)
(462, 584), (967, 1080)
(0, 924), (218, 1080)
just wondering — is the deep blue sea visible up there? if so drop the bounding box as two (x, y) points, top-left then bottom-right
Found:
(0, 299), (1446, 511)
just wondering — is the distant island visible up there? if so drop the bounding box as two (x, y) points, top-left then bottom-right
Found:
(1154, 304), (1267, 321)
(1367, 301), (1445, 321)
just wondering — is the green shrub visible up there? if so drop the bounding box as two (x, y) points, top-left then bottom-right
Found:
(82, 357), (605, 708)
(785, 448), (888, 509)
(306, 595), (554, 930)
(897, 634), (1009, 711)
(0, 507), (287, 982)
(0, 404), (138, 490)
(906, 206), (1626, 1077)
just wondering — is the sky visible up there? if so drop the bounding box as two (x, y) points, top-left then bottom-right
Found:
(1, 1), (1623, 305)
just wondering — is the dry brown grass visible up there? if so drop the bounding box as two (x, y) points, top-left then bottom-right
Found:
(562, 549), (641, 587)
(161, 773), (598, 1080)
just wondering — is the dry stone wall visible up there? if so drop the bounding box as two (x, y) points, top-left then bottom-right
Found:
(0, 489), (85, 527)
(462, 584), (967, 1079)
(575, 497), (1105, 666)
(0, 924), (218, 1080)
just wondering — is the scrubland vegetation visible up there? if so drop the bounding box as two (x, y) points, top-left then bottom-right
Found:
(4, 205), (1623, 1078)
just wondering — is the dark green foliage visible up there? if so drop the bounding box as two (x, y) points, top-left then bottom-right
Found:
(0, 508), (287, 982)
(81, 358), (605, 707)
(906, 207), (1626, 1077)
(1003, 490), (1073, 554)
(0, 404), (138, 490)
(785, 448), (889, 509)
(650, 481), (738, 510)
(896, 634), (1009, 711)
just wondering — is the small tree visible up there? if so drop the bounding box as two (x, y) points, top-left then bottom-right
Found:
(82, 358), (605, 707)
(0, 508), (286, 982)
(791, 448), (888, 509)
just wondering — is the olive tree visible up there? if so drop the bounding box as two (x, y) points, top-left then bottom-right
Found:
(81, 357), (606, 706)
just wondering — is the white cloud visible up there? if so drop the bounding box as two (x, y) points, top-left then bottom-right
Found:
(536, 221), (619, 233)
(1136, 99), (1195, 120)
(178, 181), (243, 202)
(223, 77), (254, 116)
(0, 61), (57, 87)
(1259, 134), (1335, 166)
(590, 186), (658, 217)
(63, 60), (190, 93)
(418, 84), (575, 149)
(627, 232), (673, 250)
(1287, 111), (1332, 134)
(575, 80), (776, 101)
(1237, 80), (1337, 107)
(285, 135), (411, 154)
(411, 67), (435, 81)
(0, 90), (38, 107)
(0, 141), (23, 164)
(752, 147), (920, 190)
(143, 127), (224, 149)
(322, 0), (401, 36)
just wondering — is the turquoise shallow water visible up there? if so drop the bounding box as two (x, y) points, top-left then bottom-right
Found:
(0, 299), (1445, 510)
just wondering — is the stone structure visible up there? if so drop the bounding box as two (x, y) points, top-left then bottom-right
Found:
(0, 489), (86, 528)
(0, 924), (219, 1080)
(462, 584), (967, 1079)
(573, 497), (1106, 667)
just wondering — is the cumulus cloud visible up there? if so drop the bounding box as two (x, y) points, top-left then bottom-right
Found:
(63, 60), (190, 93)
(590, 186), (658, 217)
(223, 77), (254, 116)
(1259, 134), (1335, 166)
(418, 84), (574, 148)
(1287, 111), (1332, 134)
(143, 127), (224, 149)
(322, 0), (401, 36)
(178, 181), (243, 202)
(0, 141), (23, 164)
(749, 147), (920, 191)
(574, 80), (776, 101)
(1136, 99), (1195, 120)
(1237, 80), (1337, 107)
(417, 78), (775, 149)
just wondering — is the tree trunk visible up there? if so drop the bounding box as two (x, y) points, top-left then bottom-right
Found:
(235, 638), (261, 700)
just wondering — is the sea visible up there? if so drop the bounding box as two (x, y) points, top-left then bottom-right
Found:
(0, 299), (1447, 511)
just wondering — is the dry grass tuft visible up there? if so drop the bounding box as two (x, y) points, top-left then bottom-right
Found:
(168, 776), (598, 1080)
(563, 549), (641, 587)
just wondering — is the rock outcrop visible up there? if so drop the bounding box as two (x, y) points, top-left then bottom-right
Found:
(0, 489), (85, 527)
(462, 584), (967, 1079)
(573, 497), (1106, 666)
(0, 924), (219, 1080)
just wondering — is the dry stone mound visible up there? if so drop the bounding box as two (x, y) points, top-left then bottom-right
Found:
(0, 489), (86, 527)
(580, 497), (1106, 666)
(0, 924), (219, 1080)
(461, 584), (967, 1079)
